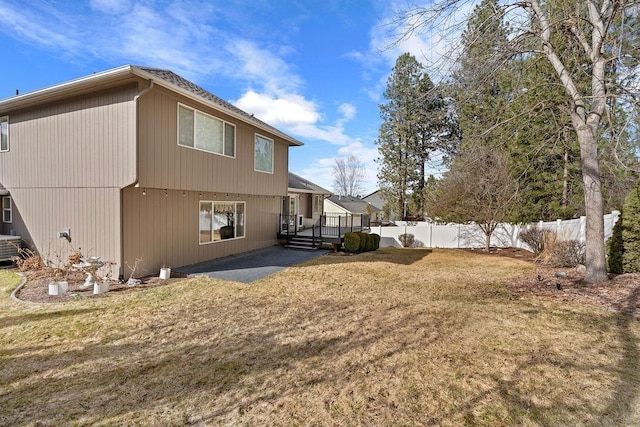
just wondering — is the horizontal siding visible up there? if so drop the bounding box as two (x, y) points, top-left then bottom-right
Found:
(121, 187), (281, 278)
(137, 87), (289, 196)
(0, 85), (137, 189)
(5, 187), (121, 275)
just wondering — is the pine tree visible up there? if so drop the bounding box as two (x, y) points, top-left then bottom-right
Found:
(376, 53), (423, 219)
(377, 53), (457, 220)
(452, 0), (512, 152)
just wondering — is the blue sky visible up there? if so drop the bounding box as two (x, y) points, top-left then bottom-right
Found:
(0, 0), (471, 194)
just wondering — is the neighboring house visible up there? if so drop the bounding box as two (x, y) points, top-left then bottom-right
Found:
(283, 172), (331, 230)
(324, 195), (382, 223)
(362, 189), (386, 218)
(0, 65), (303, 278)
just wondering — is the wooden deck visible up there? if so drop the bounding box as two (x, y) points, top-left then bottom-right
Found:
(278, 214), (371, 248)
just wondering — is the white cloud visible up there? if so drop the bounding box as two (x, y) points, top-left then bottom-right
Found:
(233, 91), (363, 147)
(338, 103), (356, 121)
(295, 141), (380, 196)
(233, 90), (320, 126)
(229, 39), (303, 95)
(0, 1), (81, 53)
(89, 0), (131, 14)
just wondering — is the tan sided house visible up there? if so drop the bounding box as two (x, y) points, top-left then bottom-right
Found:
(0, 65), (303, 278)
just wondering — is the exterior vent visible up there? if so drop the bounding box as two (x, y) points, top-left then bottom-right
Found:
(0, 235), (21, 262)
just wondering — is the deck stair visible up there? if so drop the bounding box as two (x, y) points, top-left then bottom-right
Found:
(284, 235), (320, 250)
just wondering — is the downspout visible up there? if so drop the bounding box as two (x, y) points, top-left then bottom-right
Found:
(119, 79), (154, 279)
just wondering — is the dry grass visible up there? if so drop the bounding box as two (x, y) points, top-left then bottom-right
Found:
(1, 248), (640, 426)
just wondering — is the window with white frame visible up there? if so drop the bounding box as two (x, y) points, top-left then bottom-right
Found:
(2, 197), (11, 223)
(0, 116), (8, 152)
(254, 134), (274, 174)
(178, 104), (235, 157)
(199, 201), (245, 244)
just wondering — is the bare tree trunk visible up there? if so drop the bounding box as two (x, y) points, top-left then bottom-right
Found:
(530, 0), (609, 283)
(576, 125), (608, 283)
(562, 150), (569, 208)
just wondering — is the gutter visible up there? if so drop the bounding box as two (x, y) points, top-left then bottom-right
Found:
(120, 79), (153, 279)
(125, 79), (154, 189)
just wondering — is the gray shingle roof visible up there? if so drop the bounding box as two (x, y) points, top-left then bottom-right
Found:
(327, 195), (381, 214)
(288, 172), (332, 195)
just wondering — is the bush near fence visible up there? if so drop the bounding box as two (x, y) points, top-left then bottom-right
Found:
(344, 232), (380, 253)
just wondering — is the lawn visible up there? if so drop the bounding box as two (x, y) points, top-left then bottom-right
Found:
(1, 248), (639, 426)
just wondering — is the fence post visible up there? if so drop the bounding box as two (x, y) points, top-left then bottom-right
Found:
(430, 224), (432, 248)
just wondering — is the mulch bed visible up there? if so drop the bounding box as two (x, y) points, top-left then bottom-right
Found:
(466, 247), (640, 318)
(13, 268), (187, 304)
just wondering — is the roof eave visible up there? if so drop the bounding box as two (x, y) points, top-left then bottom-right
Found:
(0, 65), (135, 113)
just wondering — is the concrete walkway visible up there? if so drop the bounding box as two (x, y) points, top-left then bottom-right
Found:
(173, 246), (329, 283)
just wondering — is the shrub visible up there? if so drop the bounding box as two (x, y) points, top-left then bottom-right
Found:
(607, 211), (624, 274)
(370, 233), (380, 250)
(357, 232), (369, 252)
(622, 185), (640, 273)
(538, 234), (585, 267)
(344, 232), (360, 253)
(366, 233), (376, 251)
(399, 233), (415, 248)
(519, 225), (552, 255)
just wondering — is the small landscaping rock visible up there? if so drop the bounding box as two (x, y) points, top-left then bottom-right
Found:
(127, 278), (142, 286)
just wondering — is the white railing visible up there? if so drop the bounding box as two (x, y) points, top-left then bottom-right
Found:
(373, 211), (621, 250)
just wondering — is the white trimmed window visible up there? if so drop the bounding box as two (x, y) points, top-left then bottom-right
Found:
(178, 104), (235, 157)
(2, 197), (11, 223)
(199, 201), (245, 244)
(0, 116), (8, 152)
(254, 133), (274, 174)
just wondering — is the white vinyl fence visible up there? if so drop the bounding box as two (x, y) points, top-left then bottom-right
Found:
(374, 211), (620, 250)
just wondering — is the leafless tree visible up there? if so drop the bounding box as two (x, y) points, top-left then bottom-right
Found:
(393, 0), (640, 282)
(427, 145), (518, 251)
(333, 155), (365, 197)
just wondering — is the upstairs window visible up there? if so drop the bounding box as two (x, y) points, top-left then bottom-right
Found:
(178, 104), (235, 157)
(2, 197), (11, 223)
(254, 134), (274, 174)
(0, 116), (8, 152)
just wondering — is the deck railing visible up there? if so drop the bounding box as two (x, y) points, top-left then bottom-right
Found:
(279, 213), (371, 240)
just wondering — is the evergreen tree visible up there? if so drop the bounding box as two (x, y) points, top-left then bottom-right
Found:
(377, 53), (457, 220)
(622, 184), (640, 273)
(452, 0), (512, 152)
(376, 53), (423, 219)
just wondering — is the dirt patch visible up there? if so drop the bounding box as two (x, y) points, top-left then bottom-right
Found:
(13, 268), (187, 304)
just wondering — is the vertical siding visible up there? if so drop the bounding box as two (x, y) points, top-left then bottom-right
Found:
(0, 85), (137, 189)
(122, 187), (281, 278)
(5, 187), (120, 275)
(137, 88), (289, 196)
